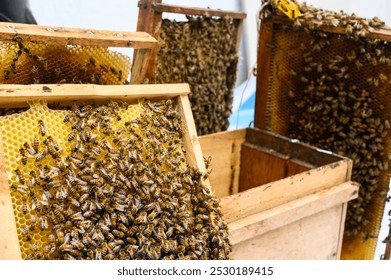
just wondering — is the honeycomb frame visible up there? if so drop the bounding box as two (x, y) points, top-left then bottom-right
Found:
(255, 17), (391, 260)
(0, 83), (232, 260)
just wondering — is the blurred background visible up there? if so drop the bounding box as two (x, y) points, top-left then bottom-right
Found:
(22, 0), (391, 259)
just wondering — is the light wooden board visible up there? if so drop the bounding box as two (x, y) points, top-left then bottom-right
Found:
(220, 159), (352, 223)
(152, 3), (247, 19)
(0, 84), (190, 108)
(231, 204), (346, 260)
(228, 181), (359, 245)
(198, 129), (246, 198)
(0, 22), (156, 48)
(176, 95), (207, 179)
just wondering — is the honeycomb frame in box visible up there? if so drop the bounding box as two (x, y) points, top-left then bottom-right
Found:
(0, 83), (231, 260)
(255, 2), (391, 259)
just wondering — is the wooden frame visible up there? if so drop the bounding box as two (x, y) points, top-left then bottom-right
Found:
(199, 128), (358, 259)
(0, 83), (211, 259)
(254, 16), (391, 128)
(0, 21), (157, 84)
(254, 16), (391, 259)
(134, 0), (246, 82)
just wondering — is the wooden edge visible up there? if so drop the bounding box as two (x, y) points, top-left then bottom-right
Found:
(0, 22), (157, 49)
(245, 128), (349, 166)
(176, 95), (210, 189)
(130, 49), (153, 84)
(135, 0), (163, 83)
(228, 181), (359, 245)
(153, 3), (247, 19)
(198, 129), (247, 142)
(233, 18), (244, 53)
(336, 202), (349, 259)
(254, 20), (274, 129)
(270, 16), (391, 43)
(198, 129), (247, 197)
(0, 134), (22, 259)
(0, 83), (190, 108)
(220, 159), (352, 223)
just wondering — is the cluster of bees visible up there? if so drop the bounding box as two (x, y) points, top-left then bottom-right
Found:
(0, 35), (130, 87)
(260, 1), (391, 236)
(8, 99), (231, 260)
(260, 0), (385, 39)
(155, 16), (239, 136)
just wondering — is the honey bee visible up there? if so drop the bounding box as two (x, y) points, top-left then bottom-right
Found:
(89, 57), (96, 67)
(21, 226), (31, 241)
(30, 64), (39, 74)
(31, 194), (41, 212)
(4, 69), (10, 80)
(38, 120), (46, 136)
(19, 148), (28, 165)
(51, 205), (65, 222)
(20, 198), (29, 215)
(99, 64), (108, 72)
(15, 169), (25, 185)
(39, 215), (49, 230)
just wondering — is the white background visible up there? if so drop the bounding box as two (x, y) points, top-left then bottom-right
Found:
(27, 0), (391, 260)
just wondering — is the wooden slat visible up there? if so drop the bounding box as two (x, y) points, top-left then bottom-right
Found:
(271, 16), (391, 43)
(199, 129), (246, 197)
(220, 158), (352, 223)
(176, 95), (209, 188)
(0, 135), (22, 260)
(0, 22), (157, 48)
(245, 128), (346, 167)
(231, 204), (345, 260)
(228, 181), (359, 245)
(0, 83), (190, 108)
(254, 20), (274, 129)
(130, 48), (153, 84)
(153, 3), (247, 19)
(135, 0), (163, 83)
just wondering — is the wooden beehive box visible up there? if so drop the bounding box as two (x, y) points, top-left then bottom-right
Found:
(199, 128), (359, 259)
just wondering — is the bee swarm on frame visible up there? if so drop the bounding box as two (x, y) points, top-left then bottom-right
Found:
(2, 99), (231, 260)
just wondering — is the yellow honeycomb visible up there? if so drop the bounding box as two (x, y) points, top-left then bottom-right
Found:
(0, 101), (143, 259)
(0, 41), (131, 85)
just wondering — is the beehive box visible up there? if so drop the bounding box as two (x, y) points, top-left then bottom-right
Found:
(255, 4), (391, 259)
(0, 83), (236, 260)
(199, 128), (359, 259)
